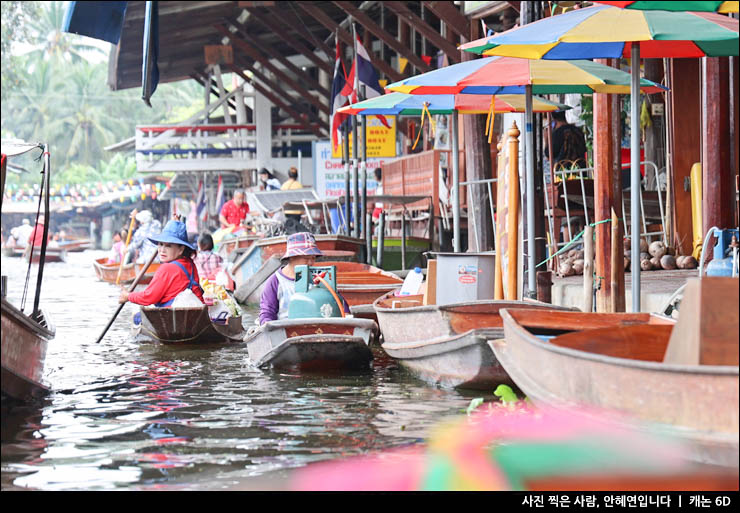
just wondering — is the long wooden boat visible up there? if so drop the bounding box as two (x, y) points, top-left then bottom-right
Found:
(373, 292), (573, 390)
(20, 246), (66, 263)
(93, 257), (136, 284)
(1, 297), (55, 401)
(236, 260), (403, 317)
(244, 317), (377, 370)
(132, 305), (245, 345)
(57, 238), (91, 252)
(217, 232), (260, 259)
(228, 234), (364, 292)
(2, 244), (24, 257)
(492, 303), (739, 468)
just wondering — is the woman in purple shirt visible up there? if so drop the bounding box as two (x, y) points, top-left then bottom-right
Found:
(259, 232), (349, 325)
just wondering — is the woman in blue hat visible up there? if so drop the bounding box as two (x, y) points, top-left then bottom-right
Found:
(119, 219), (205, 310)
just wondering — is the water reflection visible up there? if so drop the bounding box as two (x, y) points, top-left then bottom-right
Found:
(1, 251), (472, 490)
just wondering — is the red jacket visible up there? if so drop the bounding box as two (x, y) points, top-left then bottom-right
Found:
(128, 258), (205, 306)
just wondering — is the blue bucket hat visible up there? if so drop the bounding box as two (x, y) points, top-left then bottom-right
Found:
(148, 220), (197, 250)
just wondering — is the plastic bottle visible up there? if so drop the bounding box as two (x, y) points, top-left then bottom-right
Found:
(399, 267), (423, 296)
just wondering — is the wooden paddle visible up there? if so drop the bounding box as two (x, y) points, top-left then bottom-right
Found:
(116, 209), (137, 285)
(95, 250), (157, 344)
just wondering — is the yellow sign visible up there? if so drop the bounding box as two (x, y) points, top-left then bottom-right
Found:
(332, 115), (397, 159)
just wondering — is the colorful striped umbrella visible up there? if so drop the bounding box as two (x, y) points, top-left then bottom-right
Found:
(386, 56), (665, 292)
(594, 1), (739, 13)
(386, 56), (666, 95)
(459, 4), (739, 59)
(338, 92), (571, 116)
(459, 4), (738, 311)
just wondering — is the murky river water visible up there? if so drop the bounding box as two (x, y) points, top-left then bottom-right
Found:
(1, 250), (477, 491)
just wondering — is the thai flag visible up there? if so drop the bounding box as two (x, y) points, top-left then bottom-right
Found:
(330, 36), (350, 152)
(343, 35), (390, 128)
(214, 175), (224, 216)
(195, 180), (208, 222)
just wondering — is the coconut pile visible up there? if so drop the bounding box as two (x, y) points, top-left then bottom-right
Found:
(556, 239), (698, 277)
(624, 238), (698, 272)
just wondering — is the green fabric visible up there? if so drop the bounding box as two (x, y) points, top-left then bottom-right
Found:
(645, 9), (737, 44)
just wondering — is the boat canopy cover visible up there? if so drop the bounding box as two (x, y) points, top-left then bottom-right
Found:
(1, 140), (44, 157)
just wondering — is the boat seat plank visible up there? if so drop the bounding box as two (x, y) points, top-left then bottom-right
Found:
(549, 324), (674, 362)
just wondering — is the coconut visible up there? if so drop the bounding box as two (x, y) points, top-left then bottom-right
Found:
(572, 259), (584, 274)
(641, 259), (654, 271)
(682, 256), (698, 269)
(624, 257), (631, 271)
(640, 252), (650, 262)
(649, 241), (667, 259)
(660, 255), (677, 270)
(567, 249), (579, 259)
(639, 238), (649, 253)
(559, 261), (574, 276)
(675, 255), (687, 268)
(650, 256), (662, 269)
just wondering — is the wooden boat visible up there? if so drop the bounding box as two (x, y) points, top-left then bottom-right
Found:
(1, 298), (55, 401)
(134, 261), (160, 285)
(132, 305), (245, 345)
(235, 260), (403, 315)
(2, 244), (24, 257)
(244, 317), (378, 370)
(373, 292), (573, 390)
(57, 238), (91, 252)
(217, 232), (260, 259)
(228, 234), (364, 293)
(21, 246), (66, 263)
(93, 257), (136, 284)
(1, 140), (56, 402)
(493, 278), (739, 468)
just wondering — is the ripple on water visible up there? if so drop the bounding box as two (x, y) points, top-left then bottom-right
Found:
(1, 251), (472, 490)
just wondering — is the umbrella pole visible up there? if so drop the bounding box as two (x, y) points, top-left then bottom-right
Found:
(630, 43), (642, 312)
(451, 109), (461, 252)
(352, 115), (359, 238)
(525, 85), (536, 298)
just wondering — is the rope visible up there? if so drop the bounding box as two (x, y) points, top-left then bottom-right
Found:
(536, 218), (614, 268)
(412, 102), (436, 150)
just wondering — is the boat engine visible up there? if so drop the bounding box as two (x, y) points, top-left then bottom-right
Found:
(287, 265), (343, 319)
(705, 228), (739, 278)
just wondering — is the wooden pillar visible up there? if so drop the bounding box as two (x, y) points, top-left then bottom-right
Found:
(593, 59), (615, 312)
(702, 57), (733, 238)
(670, 59), (701, 256)
(610, 85), (626, 312)
(462, 21), (494, 252)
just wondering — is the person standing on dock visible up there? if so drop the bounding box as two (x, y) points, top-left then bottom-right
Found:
(259, 168), (282, 191)
(218, 190), (250, 230)
(547, 110), (588, 171)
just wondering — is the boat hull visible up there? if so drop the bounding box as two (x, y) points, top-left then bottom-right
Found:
(93, 257), (136, 284)
(1, 298), (55, 401)
(493, 308), (739, 468)
(245, 317), (377, 370)
(133, 305), (244, 345)
(374, 295), (573, 390)
(21, 247), (66, 263)
(229, 234), (364, 292)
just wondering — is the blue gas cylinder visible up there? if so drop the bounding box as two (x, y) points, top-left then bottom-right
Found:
(705, 228), (739, 277)
(287, 265), (342, 319)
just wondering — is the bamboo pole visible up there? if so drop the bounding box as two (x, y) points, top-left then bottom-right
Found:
(583, 224), (594, 313)
(116, 209), (138, 284)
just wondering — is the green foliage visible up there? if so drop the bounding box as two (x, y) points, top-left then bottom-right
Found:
(2, 1), (205, 186)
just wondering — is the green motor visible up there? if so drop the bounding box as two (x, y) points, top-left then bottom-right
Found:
(287, 265), (342, 319)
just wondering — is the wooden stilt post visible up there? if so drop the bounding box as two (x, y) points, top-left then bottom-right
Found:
(593, 60), (615, 312)
(506, 122), (520, 301)
(583, 225), (594, 313)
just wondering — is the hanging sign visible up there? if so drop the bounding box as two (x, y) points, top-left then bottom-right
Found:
(331, 115), (397, 159)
